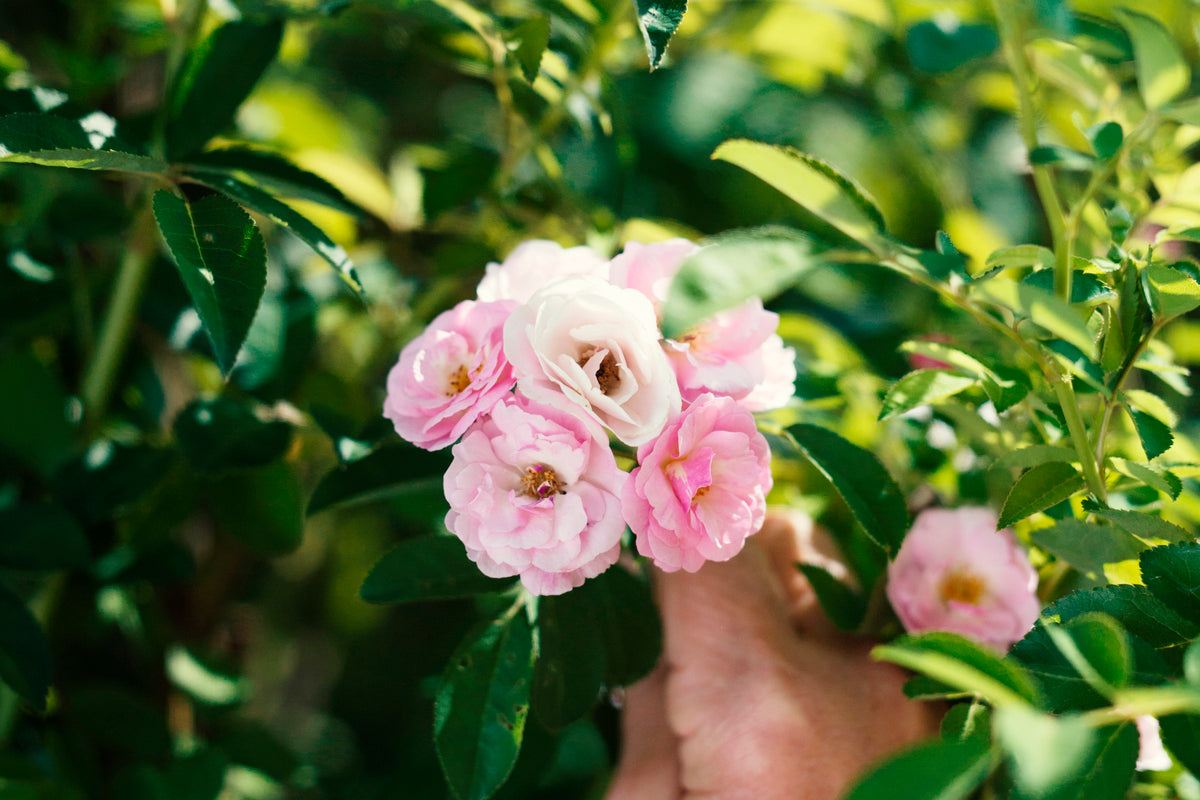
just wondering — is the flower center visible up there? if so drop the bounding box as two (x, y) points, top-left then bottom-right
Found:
(521, 464), (564, 499)
(445, 365), (471, 396)
(939, 568), (986, 606)
(578, 348), (621, 395)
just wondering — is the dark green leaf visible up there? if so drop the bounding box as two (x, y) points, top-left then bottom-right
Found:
(0, 112), (166, 173)
(229, 0), (351, 18)
(1129, 408), (1173, 460)
(580, 566), (662, 686)
(1029, 145), (1094, 169)
(1115, 8), (1189, 109)
(906, 21), (998, 74)
(1109, 458), (1181, 499)
(216, 720), (301, 782)
(183, 147), (359, 215)
(0, 504), (88, 570)
(307, 444), (452, 514)
(873, 632), (1042, 708)
(998, 462), (1085, 529)
(533, 589), (605, 729)
(1141, 543), (1200, 623)
(661, 227), (824, 338)
(633, 0), (687, 70)
(0, 586), (50, 710)
(796, 563), (866, 631)
(994, 705), (1098, 798)
(435, 608), (534, 800)
(1160, 714), (1200, 776)
(0, 350), (73, 477)
(1030, 519), (1145, 580)
(878, 369), (976, 420)
(67, 685), (173, 759)
(1046, 613), (1132, 690)
(1038, 585), (1200, 652)
(1088, 507), (1192, 543)
(209, 461), (304, 556)
(1022, 269), (1115, 304)
(192, 173), (362, 294)
(166, 20), (284, 158)
(360, 536), (514, 604)
(174, 397), (292, 474)
(55, 442), (175, 524)
(507, 16), (549, 82)
(1059, 722), (1138, 800)
(941, 702), (992, 743)
(1089, 121), (1123, 160)
(153, 191), (267, 375)
(841, 736), (994, 800)
(783, 424), (908, 554)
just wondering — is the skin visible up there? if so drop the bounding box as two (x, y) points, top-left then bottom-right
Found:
(605, 515), (943, 800)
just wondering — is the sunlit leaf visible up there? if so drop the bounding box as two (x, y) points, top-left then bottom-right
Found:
(0, 112), (166, 173)
(1115, 8), (1189, 109)
(507, 16), (549, 82)
(1128, 408), (1173, 460)
(1140, 542), (1200, 623)
(1087, 507), (1192, 543)
(998, 462), (1085, 529)
(1141, 263), (1200, 321)
(1030, 519), (1146, 580)
(873, 632), (1041, 708)
(183, 147), (360, 215)
(972, 280), (1097, 359)
(841, 736), (994, 800)
(633, 0), (686, 70)
(879, 369), (976, 420)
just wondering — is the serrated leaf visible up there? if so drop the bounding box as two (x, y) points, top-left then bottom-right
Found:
(194, 173), (362, 294)
(1129, 408), (1174, 460)
(532, 588), (604, 729)
(633, 0), (686, 70)
(435, 608), (534, 800)
(796, 563), (866, 631)
(507, 16), (549, 82)
(1140, 543), (1200, 623)
(711, 140), (889, 251)
(307, 444), (451, 514)
(174, 397), (292, 474)
(0, 503), (89, 570)
(782, 424), (908, 554)
(1023, 269), (1115, 304)
(841, 736), (994, 800)
(873, 632), (1042, 708)
(1030, 519), (1146, 580)
(1115, 8), (1189, 109)
(1088, 507), (1192, 543)
(1109, 457), (1181, 499)
(182, 147), (359, 215)
(1141, 263), (1200, 321)
(660, 227), (825, 338)
(0, 112), (166, 173)
(879, 369), (976, 420)
(153, 191), (267, 375)
(998, 462), (1085, 529)
(0, 586), (50, 711)
(972, 280), (1098, 359)
(1038, 584), (1200, 651)
(360, 536), (513, 604)
(166, 19), (284, 159)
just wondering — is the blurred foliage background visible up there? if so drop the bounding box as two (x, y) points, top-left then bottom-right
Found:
(2, 0), (1200, 797)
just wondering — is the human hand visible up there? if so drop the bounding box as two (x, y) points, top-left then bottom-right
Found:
(605, 513), (942, 800)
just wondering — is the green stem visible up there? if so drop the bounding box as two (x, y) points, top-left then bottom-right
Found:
(80, 202), (159, 426)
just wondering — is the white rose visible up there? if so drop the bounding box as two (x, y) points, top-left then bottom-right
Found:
(503, 275), (681, 446)
(476, 240), (609, 304)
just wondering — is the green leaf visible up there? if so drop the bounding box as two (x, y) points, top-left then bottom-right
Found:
(307, 444), (451, 515)
(1163, 97), (1200, 126)
(661, 227), (825, 338)
(905, 20), (998, 74)
(182, 147), (359, 215)
(68, 685), (173, 759)
(984, 244), (1055, 272)
(990, 445), (1078, 473)
(55, 442), (175, 525)
(1089, 121), (1124, 160)
(879, 369), (976, 421)
(1160, 714), (1200, 776)
(360, 536), (514, 604)
(1115, 8), (1189, 109)
(153, 191), (267, 375)
(782, 424), (909, 554)
(1141, 543), (1200, 623)
(711, 140), (889, 251)
(998, 462), (1085, 529)
(0, 350), (74, 478)
(1029, 144), (1095, 169)
(507, 16), (549, 82)
(0, 504), (89, 570)
(633, 0), (687, 70)
(435, 608), (534, 800)
(1030, 519), (1146, 580)
(0, 586), (50, 710)
(941, 702), (992, 743)
(166, 19), (284, 159)
(841, 734), (994, 800)
(972, 281), (1098, 359)
(192, 172), (362, 294)
(1087, 507), (1192, 543)
(873, 632), (1042, 708)
(1129, 408), (1173, 460)
(174, 397), (292, 474)
(1109, 457), (1181, 499)
(1044, 613), (1132, 691)
(1022, 269), (1115, 304)
(0, 112), (167, 174)
(1038, 584), (1200, 651)
(1141, 263), (1200, 321)
(994, 705), (1101, 799)
(796, 563), (866, 631)
(209, 461), (305, 556)
(532, 588), (605, 729)
(580, 566), (662, 686)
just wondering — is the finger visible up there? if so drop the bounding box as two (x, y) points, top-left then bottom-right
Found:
(604, 665), (679, 800)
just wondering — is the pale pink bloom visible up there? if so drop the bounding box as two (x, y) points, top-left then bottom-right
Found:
(665, 298), (796, 412)
(608, 238), (700, 319)
(886, 507), (1039, 652)
(443, 395), (625, 595)
(503, 275), (681, 446)
(1136, 716), (1172, 771)
(477, 239), (608, 304)
(622, 393), (772, 572)
(383, 299), (516, 451)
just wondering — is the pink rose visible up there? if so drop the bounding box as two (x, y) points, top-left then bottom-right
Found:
(622, 393), (773, 572)
(477, 239), (608, 304)
(503, 275), (681, 446)
(608, 238), (700, 319)
(665, 298), (796, 412)
(886, 507), (1039, 652)
(443, 395), (626, 595)
(383, 299), (516, 451)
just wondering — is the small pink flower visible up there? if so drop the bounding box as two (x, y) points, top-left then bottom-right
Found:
(622, 393), (773, 572)
(886, 507), (1039, 652)
(608, 239), (700, 319)
(665, 298), (796, 412)
(443, 395), (626, 595)
(1136, 715), (1172, 772)
(383, 299), (516, 451)
(477, 239), (608, 304)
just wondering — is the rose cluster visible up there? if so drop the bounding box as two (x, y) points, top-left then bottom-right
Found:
(384, 239), (792, 595)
